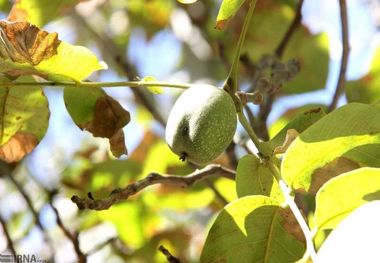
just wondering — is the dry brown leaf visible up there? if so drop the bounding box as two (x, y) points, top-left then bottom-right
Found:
(0, 20), (60, 65)
(128, 131), (159, 163)
(308, 157), (360, 195)
(279, 207), (306, 244)
(0, 132), (38, 162)
(82, 94), (130, 157)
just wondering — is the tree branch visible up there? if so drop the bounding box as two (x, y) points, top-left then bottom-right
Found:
(328, 0), (350, 111)
(0, 214), (17, 255)
(48, 191), (87, 263)
(257, 0), (305, 140)
(158, 245), (181, 263)
(71, 164), (236, 210)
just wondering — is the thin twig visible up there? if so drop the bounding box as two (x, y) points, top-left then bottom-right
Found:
(85, 237), (117, 256)
(328, 0), (350, 111)
(0, 214), (17, 255)
(257, 0), (305, 140)
(158, 245), (181, 263)
(204, 180), (229, 205)
(48, 192), (87, 263)
(71, 164), (235, 210)
(5, 170), (55, 257)
(275, 0), (305, 58)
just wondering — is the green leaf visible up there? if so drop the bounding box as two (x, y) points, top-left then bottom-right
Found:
(236, 154), (284, 203)
(8, 0), (86, 27)
(177, 0), (198, 4)
(314, 168), (380, 233)
(346, 48), (380, 104)
(269, 106), (326, 149)
(0, 76), (49, 162)
(142, 76), (164, 94)
(0, 21), (106, 82)
(344, 144), (380, 168)
(282, 103), (380, 192)
(64, 86), (130, 157)
(215, 0), (246, 30)
(201, 196), (305, 263)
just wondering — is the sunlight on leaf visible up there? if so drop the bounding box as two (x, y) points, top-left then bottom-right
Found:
(201, 196), (305, 263)
(314, 168), (380, 236)
(177, 0), (198, 4)
(215, 0), (246, 30)
(282, 103), (380, 192)
(0, 21), (106, 81)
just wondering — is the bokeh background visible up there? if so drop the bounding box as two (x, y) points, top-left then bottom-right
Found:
(0, 0), (379, 262)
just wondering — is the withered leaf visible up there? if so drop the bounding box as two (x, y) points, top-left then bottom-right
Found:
(279, 207), (306, 244)
(0, 20), (60, 65)
(0, 132), (38, 162)
(82, 94), (130, 157)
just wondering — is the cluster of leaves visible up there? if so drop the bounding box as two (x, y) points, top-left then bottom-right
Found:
(0, 0), (379, 262)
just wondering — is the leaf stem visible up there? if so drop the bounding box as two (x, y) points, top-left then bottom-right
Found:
(0, 80), (191, 89)
(225, 0), (258, 93)
(269, 162), (317, 262)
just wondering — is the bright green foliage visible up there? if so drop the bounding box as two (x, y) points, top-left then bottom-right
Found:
(142, 76), (164, 94)
(344, 144), (380, 167)
(282, 103), (380, 192)
(201, 196), (305, 263)
(0, 76), (49, 162)
(236, 155), (284, 203)
(165, 85), (237, 165)
(8, 0), (85, 27)
(314, 168), (380, 234)
(346, 48), (380, 104)
(216, 0), (246, 29)
(269, 106), (326, 149)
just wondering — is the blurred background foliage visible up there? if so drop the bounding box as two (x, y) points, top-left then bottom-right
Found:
(0, 0), (379, 262)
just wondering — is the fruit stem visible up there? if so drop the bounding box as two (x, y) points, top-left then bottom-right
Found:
(225, 0), (258, 94)
(0, 80), (191, 89)
(268, 162), (317, 262)
(238, 111), (270, 156)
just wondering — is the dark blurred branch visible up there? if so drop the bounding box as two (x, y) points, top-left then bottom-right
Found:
(158, 245), (181, 263)
(48, 191), (87, 263)
(328, 0), (350, 111)
(275, 0), (304, 58)
(0, 214), (17, 255)
(71, 164), (236, 210)
(3, 165), (55, 257)
(205, 180), (229, 205)
(72, 12), (166, 126)
(257, 0), (305, 140)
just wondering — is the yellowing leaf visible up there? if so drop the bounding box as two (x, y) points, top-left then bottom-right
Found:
(216, 0), (246, 30)
(142, 76), (164, 94)
(64, 87), (130, 157)
(0, 76), (49, 162)
(0, 21), (106, 81)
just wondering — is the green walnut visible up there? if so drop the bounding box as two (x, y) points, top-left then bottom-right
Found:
(165, 84), (237, 165)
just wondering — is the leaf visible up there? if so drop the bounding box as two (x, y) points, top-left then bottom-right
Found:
(142, 76), (164, 94)
(346, 48), (380, 104)
(314, 168), (380, 233)
(215, 0), (246, 30)
(201, 196), (305, 263)
(235, 154), (284, 203)
(64, 86), (130, 157)
(177, 0), (198, 4)
(316, 201), (380, 262)
(0, 76), (49, 162)
(344, 144), (380, 168)
(0, 20), (106, 81)
(282, 103), (380, 192)
(269, 107), (326, 150)
(8, 0), (87, 27)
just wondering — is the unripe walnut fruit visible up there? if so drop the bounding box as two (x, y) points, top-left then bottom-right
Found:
(165, 84), (237, 165)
